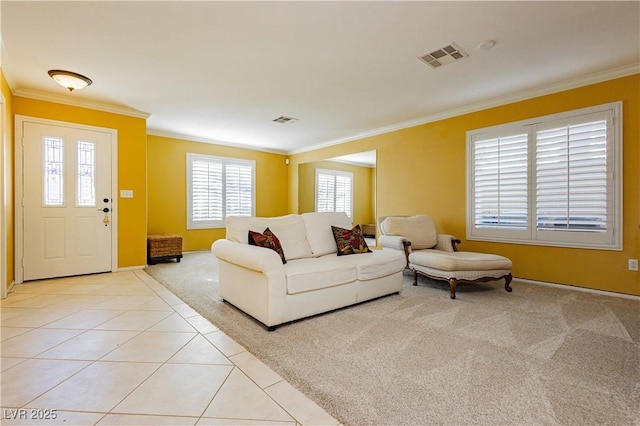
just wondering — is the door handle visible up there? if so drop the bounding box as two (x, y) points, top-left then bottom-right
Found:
(98, 207), (110, 213)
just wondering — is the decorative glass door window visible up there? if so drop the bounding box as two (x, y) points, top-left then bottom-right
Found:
(77, 140), (95, 206)
(43, 137), (64, 206)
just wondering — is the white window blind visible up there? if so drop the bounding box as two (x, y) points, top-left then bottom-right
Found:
(473, 132), (528, 230)
(315, 169), (353, 218)
(187, 153), (255, 229)
(536, 120), (607, 232)
(467, 102), (621, 250)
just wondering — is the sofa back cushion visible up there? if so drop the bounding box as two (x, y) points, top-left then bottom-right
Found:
(226, 214), (313, 260)
(302, 212), (352, 256)
(380, 215), (437, 249)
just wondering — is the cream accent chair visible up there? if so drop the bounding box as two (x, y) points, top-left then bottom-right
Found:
(378, 215), (513, 299)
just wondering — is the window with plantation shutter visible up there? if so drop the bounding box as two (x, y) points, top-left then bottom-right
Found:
(315, 169), (353, 218)
(187, 153), (255, 229)
(467, 102), (621, 250)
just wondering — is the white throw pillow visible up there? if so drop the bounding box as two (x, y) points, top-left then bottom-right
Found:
(226, 214), (313, 260)
(381, 215), (437, 249)
(302, 212), (352, 256)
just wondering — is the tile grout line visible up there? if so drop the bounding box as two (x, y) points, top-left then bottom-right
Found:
(138, 269), (319, 425)
(3, 270), (336, 425)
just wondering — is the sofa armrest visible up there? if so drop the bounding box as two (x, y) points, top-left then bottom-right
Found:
(212, 239), (288, 329)
(211, 239), (284, 275)
(435, 234), (461, 252)
(378, 235), (411, 267)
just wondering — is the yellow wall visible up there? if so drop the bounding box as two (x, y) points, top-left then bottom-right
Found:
(297, 160), (374, 226)
(5, 73), (637, 295)
(1, 70), (14, 288)
(147, 135), (289, 251)
(290, 75), (640, 296)
(13, 97), (148, 268)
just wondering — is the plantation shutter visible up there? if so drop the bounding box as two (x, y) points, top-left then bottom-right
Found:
(225, 161), (253, 217)
(468, 102), (620, 249)
(187, 153), (255, 229)
(191, 159), (223, 222)
(316, 172), (335, 213)
(315, 169), (353, 218)
(334, 174), (352, 218)
(536, 119), (608, 231)
(473, 133), (528, 229)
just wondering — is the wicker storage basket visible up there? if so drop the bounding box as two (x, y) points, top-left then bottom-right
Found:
(147, 234), (183, 264)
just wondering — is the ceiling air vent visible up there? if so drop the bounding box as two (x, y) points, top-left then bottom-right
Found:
(273, 116), (299, 124)
(418, 43), (468, 69)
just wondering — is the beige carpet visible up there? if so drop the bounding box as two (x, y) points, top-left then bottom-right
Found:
(146, 251), (640, 426)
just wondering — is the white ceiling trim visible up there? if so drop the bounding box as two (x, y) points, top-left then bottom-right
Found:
(289, 63), (640, 155)
(146, 129), (288, 156)
(12, 88), (151, 119)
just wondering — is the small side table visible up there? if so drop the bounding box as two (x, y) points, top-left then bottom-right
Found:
(147, 234), (183, 264)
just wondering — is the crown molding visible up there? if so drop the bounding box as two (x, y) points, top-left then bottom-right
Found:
(10, 63), (638, 155)
(289, 63), (640, 155)
(146, 129), (288, 155)
(12, 88), (151, 119)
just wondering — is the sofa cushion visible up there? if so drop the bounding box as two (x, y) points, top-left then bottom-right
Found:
(409, 250), (512, 271)
(381, 215), (437, 249)
(285, 257), (357, 295)
(227, 215), (313, 260)
(332, 225), (372, 256)
(302, 212), (352, 256)
(334, 248), (406, 281)
(248, 228), (286, 264)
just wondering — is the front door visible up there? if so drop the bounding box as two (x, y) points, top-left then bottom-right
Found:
(21, 120), (114, 281)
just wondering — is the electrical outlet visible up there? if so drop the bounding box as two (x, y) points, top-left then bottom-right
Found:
(629, 259), (639, 271)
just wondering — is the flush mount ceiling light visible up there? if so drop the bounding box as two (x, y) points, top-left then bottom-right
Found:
(47, 69), (93, 91)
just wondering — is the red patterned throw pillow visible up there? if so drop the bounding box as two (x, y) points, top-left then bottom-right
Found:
(331, 225), (372, 256)
(248, 228), (287, 264)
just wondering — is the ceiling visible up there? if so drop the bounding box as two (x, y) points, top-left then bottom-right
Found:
(2, 1), (638, 155)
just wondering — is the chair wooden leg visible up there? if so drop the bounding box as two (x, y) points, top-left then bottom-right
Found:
(448, 278), (457, 299)
(413, 269), (418, 286)
(504, 273), (513, 292)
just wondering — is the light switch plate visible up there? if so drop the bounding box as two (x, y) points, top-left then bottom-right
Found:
(120, 190), (134, 198)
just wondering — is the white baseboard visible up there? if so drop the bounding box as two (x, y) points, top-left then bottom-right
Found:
(514, 277), (640, 300)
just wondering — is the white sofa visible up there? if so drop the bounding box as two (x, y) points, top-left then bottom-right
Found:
(211, 212), (406, 330)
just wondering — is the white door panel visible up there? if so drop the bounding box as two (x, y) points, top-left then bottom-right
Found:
(22, 122), (113, 281)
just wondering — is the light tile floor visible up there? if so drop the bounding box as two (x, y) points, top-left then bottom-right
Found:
(1, 270), (339, 426)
